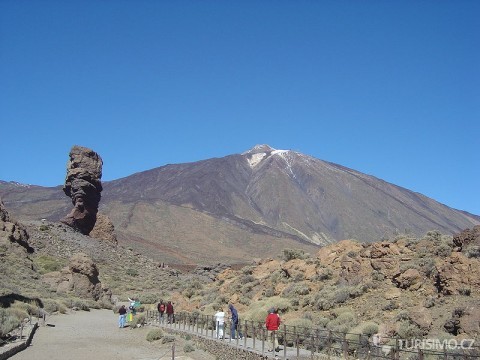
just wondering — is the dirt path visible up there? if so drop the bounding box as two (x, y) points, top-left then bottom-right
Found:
(12, 309), (215, 360)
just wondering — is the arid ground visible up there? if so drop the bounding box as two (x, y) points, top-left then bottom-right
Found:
(12, 309), (215, 360)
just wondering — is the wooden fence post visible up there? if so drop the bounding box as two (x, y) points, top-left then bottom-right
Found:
(296, 333), (300, 359)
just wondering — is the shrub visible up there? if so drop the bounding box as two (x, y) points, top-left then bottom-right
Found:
(5, 307), (28, 324)
(34, 255), (64, 274)
(465, 245), (480, 258)
(317, 317), (330, 328)
(458, 288), (471, 296)
(183, 342), (195, 352)
(281, 248), (309, 261)
(281, 283), (310, 297)
(316, 267), (333, 281)
(126, 268), (138, 277)
(11, 301), (37, 316)
(371, 271), (385, 281)
(67, 298), (90, 311)
(396, 321), (423, 339)
(315, 297), (334, 311)
(130, 314), (146, 328)
(238, 297), (251, 306)
(435, 243), (452, 257)
(146, 329), (164, 342)
(284, 318), (313, 335)
(395, 311), (410, 321)
(382, 301), (398, 311)
(137, 293), (160, 304)
(161, 335), (175, 344)
(241, 266), (254, 275)
(424, 297), (435, 308)
(333, 288), (350, 304)
(43, 299), (60, 314)
(263, 288), (275, 297)
(183, 288), (196, 299)
(327, 312), (357, 333)
(422, 230), (443, 243)
(360, 321), (379, 336)
(273, 298), (291, 313)
(0, 308), (21, 338)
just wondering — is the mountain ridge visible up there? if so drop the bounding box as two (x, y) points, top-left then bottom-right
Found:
(1, 145), (478, 265)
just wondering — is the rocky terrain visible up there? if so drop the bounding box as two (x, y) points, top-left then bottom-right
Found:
(2, 194), (479, 345)
(2, 144), (478, 265)
(1, 143), (479, 347)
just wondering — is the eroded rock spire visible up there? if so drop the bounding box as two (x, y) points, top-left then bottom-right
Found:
(60, 145), (103, 235)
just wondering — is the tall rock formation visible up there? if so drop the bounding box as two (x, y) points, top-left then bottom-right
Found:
(60, 145), (103, 235)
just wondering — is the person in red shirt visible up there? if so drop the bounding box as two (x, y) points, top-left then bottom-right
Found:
(265, 307), (281, 352)
(166, 301), (174, 324)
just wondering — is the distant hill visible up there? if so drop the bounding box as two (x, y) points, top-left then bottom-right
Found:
(1, 144), (478, 265)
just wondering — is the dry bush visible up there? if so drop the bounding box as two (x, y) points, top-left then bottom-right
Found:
(146, 328), (164, 342)
(327, 311), (357, 333)
(34, 255), (65, 274)
(0, 308), (20, 338)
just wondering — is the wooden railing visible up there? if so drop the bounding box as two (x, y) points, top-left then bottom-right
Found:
(143, 310), (480, 359)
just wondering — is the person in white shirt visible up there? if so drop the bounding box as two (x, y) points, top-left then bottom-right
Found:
(214, 307), (225, 339)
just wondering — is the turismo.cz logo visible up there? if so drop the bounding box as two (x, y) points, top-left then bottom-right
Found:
(398, 338), (475, 350)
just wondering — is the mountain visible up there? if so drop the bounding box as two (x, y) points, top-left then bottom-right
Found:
(1, 145), (478, 265)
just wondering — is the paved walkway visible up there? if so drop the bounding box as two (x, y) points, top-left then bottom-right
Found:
(11, 309), (214, 360)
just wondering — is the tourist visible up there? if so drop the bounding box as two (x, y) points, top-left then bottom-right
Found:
(215, 307), (225, 339)
(118, 305), (127, 328)
(157, 300), (166, 323)
(166, 301), (174, 324)
(265, 307), (281, 352)
(228, 303), (243, 339)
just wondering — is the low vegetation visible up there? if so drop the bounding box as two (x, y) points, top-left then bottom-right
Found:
(1, 221), (479, 346)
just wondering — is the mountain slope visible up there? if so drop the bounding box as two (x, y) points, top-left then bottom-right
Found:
(1, 145), (478, 265)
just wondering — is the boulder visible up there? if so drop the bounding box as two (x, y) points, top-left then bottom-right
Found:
(453, 226), (480, 250)
(43, 252), (111, 303)
(435, 252), (480, 295)
(89, 213), (117, 245)
(393, 268), (422, 290)
(0, 198), (32, 253)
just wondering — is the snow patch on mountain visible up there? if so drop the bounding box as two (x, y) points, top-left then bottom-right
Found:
(247, 152), (267, 167)
(245, 145), (293, 168)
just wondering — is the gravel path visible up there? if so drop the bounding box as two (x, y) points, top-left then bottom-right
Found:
(12, 309), (215, 360)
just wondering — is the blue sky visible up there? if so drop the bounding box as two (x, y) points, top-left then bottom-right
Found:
(1, 1), (479, 215)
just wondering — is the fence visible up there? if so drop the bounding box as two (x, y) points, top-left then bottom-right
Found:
(143, 310), (480, 360)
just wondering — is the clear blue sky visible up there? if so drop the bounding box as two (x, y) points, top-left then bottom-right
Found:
(1, 1), (479, 215)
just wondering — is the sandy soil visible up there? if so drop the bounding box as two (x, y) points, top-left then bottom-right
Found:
(12, 309), (215, 360)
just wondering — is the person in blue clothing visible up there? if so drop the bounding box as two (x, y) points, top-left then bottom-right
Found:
(228, 303), (243, 339)
(118, 305), (127, 328)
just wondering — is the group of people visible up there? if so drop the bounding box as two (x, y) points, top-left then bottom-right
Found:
(214, 303), (281, 353)
(117, 297), (142, 328)
(118, 298), (281, 352)
(214, 303), (243, 340)
(157, 300), (175, 324)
